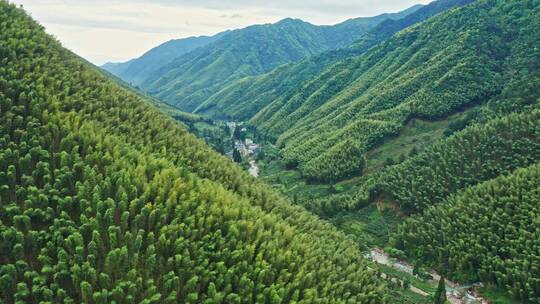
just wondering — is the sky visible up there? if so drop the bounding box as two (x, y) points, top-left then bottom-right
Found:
(12, 0), (431, 65)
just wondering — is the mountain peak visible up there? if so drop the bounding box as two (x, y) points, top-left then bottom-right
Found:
(276, 17), (307, 25)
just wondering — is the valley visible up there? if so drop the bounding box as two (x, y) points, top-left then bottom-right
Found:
(165, 107), (524, 303)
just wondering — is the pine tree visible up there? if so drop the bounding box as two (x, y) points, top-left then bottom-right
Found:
(433, 277), (447, 304)
(232, 126), (241, 140)
(232, 148), (242, 163)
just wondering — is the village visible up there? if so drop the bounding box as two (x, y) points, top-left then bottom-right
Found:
(225, 121), (261, 177)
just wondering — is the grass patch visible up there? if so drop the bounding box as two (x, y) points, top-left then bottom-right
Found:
(259, 144), (374, 204)
(373, 262), (437, 294)
(259, 145), (333, 201)
(365, 108), (480, 174)
(388, 289), (431, 304)
(330, 204), (404, 249)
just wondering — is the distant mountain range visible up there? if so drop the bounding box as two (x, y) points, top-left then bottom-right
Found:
(103, 33), (228, 87)
(102, 4), (422, 111)
(196, 0), (475, 120)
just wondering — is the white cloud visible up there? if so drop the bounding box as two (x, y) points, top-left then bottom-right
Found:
(13, 0), (431, 65)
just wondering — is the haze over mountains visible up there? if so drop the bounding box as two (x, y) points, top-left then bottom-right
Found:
(3, 0), (540, 303)
(102, 34), (227, 87)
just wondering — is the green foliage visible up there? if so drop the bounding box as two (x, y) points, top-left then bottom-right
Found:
(479, 286), (520, 304)
(373, 111), (540, 212)
(316, 110), (540, 214)
(393, 162), (540, 302)
(388, 288), (431, 304)
(232, 149), (242, 163)
(301, 140), (366, 182)
(432, 277), (446, 304)
(103, 34), (225, 86)
(160, 106), (232, 155)
(329, 205), (403, 250)
(443, 108), (481, 137)
(245, 0), (540, 181)
(0, 2), (387, 303)
(197, 0), (472, 122)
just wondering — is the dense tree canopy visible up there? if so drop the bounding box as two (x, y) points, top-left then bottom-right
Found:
(393, 162), (540, 302)
(0, 2), (387, 303)
(243, 0), (539, 182)
(308, 110), (540, 214)
(195, 0), (474, 122)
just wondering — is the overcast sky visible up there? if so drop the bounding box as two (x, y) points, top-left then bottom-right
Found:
(13, 0), (431, 65)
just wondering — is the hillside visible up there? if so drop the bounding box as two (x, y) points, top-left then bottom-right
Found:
(393, 161), (540, 302)
(0, 2), (387, 303)
(103, 34), (227, 87)
(196, 0), (475, 120)
(137, 6), (421, 112)
(312, 110), (540, 213)
(201, 1), (539, 299)
(246, 0), (540, 182)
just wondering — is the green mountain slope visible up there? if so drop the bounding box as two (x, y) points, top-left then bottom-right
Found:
(314, 110), (540, 213)
(140, 7), (422, 112)
(249, 0), (540, 182)
(371, 113), (540, 213)
(0, 2), (387, 303)
(101, 59), (135, 77)
(102, 34), (227, 87)
(393, 161), (540, 302)
(196, 0), (475, 120)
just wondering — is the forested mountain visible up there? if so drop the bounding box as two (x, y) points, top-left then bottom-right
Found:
(4, 0), (540, 302)
(136, 6), (422, 112)
(244, 0), (540, 182)
(393, 161), (540, 302)
(0, 2), (388, 303)
(313, 110), (540, 213)
(196, 0), (475, 120)
(103, 34), (227, 87)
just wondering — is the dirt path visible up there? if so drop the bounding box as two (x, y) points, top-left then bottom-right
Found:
(248, 160), (259, 177)
(410, 286), (429, 296)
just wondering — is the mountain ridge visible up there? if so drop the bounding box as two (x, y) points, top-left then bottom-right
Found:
(195, 0), (475, 120)
(102, 32), (228, 86)
(103, 5), (423, 111)
(243, 0), (537, 182)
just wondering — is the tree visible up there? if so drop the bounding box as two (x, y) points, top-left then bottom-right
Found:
(233, 126), (241, 140)
(256, 149), (265, 161)
(433, 277), (447, 304)
(402, 278), (410, 290)
(232, 149), (242, 163)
